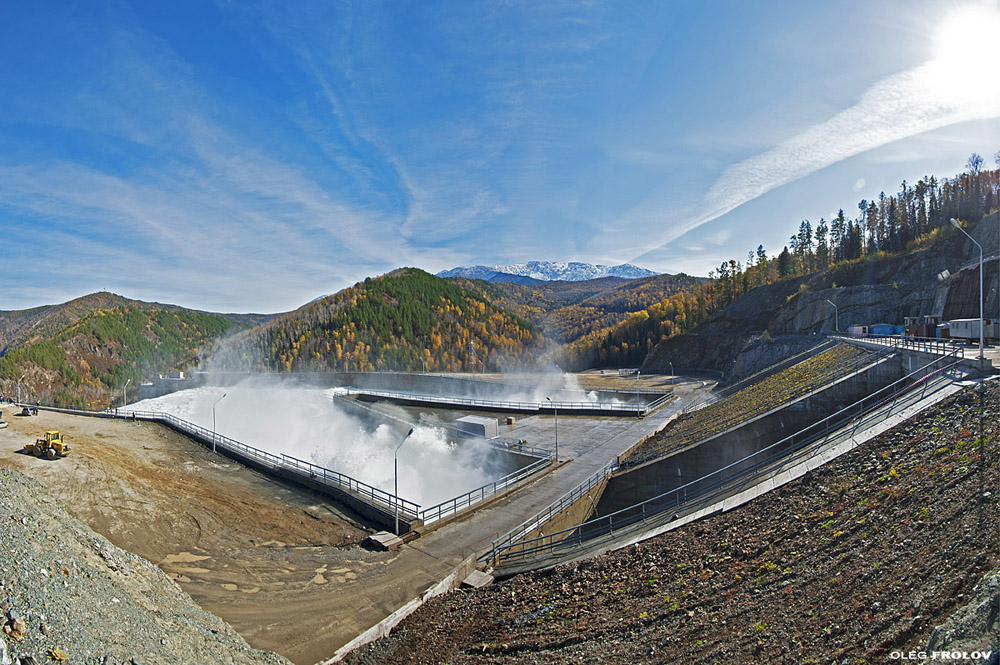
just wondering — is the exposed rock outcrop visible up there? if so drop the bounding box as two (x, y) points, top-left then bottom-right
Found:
(643, 213), (999, 378)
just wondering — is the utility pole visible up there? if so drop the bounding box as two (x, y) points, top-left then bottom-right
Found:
(212, 392), (227, 453)
(635, 370), (641, 417)
(545, 397), (558, 464)
(394, 428), (415, 535)
(122, 378), (131, 414)
(950, 219), (983, 359)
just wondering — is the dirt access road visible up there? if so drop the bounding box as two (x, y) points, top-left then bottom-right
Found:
(0, 404), (387, 665)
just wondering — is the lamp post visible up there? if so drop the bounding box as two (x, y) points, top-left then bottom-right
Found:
(545, 397), (558, 464)
(16, 374), (25, 406)
(122, 378), (131, 415)
(212, 392), (227, 453)
(825, 299), (838, 332)
(635, 370), (641, 417)
(394, 428), (415, 535)
(950, 218), (984, 359)
(669, 361), (674, 388)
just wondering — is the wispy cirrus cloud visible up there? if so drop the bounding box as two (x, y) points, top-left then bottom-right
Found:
(0, 4), (469, 310)
(624, 44), (1000, 262)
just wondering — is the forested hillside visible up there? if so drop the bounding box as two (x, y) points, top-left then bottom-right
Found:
(2, 159), (995, 399)
(210, 268), (542, 373)
(454, 273), (703, 343)
(0, 292), (273, 356)
(562, 157), (1000, 370)
(0, 304), (241, 407)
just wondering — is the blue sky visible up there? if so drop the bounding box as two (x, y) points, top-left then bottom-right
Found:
(2, 0), (999, 313)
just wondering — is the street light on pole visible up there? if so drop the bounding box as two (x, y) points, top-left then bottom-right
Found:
(17, 374), (25, 406)
(545, 397), (558, 464)
(635, 370), (641, 417)
(950, 218), (984, 359)
(394, 428), (415, 535)
(825, 300), (839, 332)
(669, 362), (674, 389)
(212, 392), (227, 453)
(122, 378), (131, 415)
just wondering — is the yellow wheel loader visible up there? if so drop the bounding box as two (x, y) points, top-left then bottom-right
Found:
(24, 431), (70, 459)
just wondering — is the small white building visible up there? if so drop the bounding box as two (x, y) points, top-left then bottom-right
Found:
(948, 318), (998, 341)
(456, 415), (499, 439)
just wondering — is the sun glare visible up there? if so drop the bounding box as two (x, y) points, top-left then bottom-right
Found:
(925, 3), (1000, 101)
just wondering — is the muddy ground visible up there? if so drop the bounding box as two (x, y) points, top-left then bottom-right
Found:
(0, 405), (384, 665)
(344, 380), (1000, 665)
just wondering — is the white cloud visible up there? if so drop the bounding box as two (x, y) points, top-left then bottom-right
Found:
(615, 37), (1000, 264)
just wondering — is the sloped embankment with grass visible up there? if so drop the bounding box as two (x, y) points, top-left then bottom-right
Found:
(629, 343), (877, 463)
(343, 380), (1000, 665)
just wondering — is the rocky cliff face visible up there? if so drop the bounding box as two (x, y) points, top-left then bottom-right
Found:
(643, 213), (999, 380)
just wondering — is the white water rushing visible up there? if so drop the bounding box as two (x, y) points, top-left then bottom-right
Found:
(130, 380), (510, 507)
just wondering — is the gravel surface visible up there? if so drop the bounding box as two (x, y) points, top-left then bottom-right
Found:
(344, 379), (1000, 665)
(0, 406), (369, 665)
(0, 468), (291, 665)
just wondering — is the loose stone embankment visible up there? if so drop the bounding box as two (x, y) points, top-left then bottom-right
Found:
(0, 468), (290, 665)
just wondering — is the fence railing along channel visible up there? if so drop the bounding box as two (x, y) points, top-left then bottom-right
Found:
(835, 333), (968, 356)
(484, 458), (619, 565)
(27, 403), (551, 530)
(483, 349), (965, 568)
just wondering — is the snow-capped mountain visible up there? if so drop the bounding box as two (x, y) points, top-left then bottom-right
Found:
(437, 261), (658, 282)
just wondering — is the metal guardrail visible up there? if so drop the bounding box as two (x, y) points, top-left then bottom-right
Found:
(481, 458), (619, 565)
(27, 402), (551, 529)
(645, 393), (674, 413)
(835, 333), (968, 356)
(419, 456), (552, 525)
(486, 349), (965, 567)
(345, 388), (658, 415)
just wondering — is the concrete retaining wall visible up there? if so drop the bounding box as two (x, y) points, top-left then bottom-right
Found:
(597, 354), (906, 515)
(173, 371), (633, 404)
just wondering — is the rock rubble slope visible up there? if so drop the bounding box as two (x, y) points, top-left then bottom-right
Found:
(0, 468), (290, 665)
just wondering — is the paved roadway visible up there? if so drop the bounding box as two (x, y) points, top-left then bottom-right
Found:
(316, 377), (715, 661)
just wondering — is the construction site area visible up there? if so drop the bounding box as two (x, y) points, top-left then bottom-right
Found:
(1, 335), (998, 664)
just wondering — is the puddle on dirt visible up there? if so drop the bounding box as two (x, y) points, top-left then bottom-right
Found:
(163, 551), (210, 564)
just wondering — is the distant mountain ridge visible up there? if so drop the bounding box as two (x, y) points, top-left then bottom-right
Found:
(437, 261), (658, 282)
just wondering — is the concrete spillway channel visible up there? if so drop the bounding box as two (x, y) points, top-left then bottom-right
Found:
(486, 345), (992, 574)
(29, 401), (553, 535)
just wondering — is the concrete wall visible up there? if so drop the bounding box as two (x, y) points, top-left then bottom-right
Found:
(177, 371), (636, 404)
(596, 353), (906, 515)
(333, 394), (541, 475)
